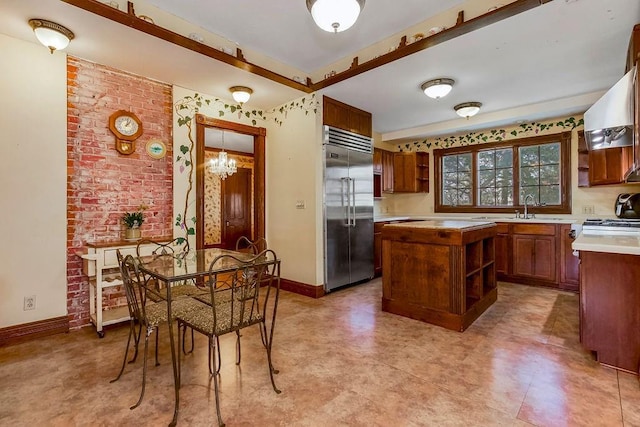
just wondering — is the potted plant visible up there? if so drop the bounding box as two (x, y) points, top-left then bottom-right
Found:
(122, 207), (146, 240)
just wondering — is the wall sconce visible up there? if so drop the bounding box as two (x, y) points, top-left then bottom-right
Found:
(28, 19), (74, 54)
(306, 0), (365, 33)
(454, 102), (482, 118)
(230, 86), (253, 104)
(421, 78), (455, 99)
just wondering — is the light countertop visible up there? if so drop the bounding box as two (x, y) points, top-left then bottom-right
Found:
(374, 215), (577, 224)
(573, 233), (640, 256)
(384, 219), (496, 231)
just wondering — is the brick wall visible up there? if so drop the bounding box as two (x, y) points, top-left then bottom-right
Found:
(66, 57), (173, 329)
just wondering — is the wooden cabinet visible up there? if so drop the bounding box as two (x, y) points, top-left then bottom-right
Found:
(373, 148), (383, 174)
(496, 223), (560, 287)
(626, 23), (640, 72)
(512, 234), (556, 282)
(374, 222), (384, 276)
(382, 150), (394, 192)
(495, 223), (510, 277)
(579, 250), (640, 372)
(588, 146), (633, 186)
(559, 224), (579, 292)
(577, 131), (590, 188)
(323, 96), (372, 137)
(578, 130), (634, 187)
(381, 221), (497, 332)
(393, 152), (429, 193)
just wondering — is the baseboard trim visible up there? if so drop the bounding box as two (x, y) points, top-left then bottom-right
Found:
(0, 316), (69, 347)
(280, 278), (325, 298)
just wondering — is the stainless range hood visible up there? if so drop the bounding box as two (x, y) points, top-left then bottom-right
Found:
(584, 66), (636, 150)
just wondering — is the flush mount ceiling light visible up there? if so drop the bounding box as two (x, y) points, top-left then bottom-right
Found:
(454, 102), (482, 118)
(28, 19), (74, 54)
(306, 0), (365, 33)
(421, 78), (455, 99)
(230, 86), (253, 104)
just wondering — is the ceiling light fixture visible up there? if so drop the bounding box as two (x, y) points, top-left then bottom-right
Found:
(209, 130), (237, 180)
(454, 102), (482, 118)
(230, 86), (253, 104)
(421, 78), (455, 99)
(28, 19), (74, 54)
(306, 0), (365, 33)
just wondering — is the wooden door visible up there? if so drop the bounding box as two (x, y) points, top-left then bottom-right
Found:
(532, 236), (556, 281)
(382, 150), (394, 192)
(512, 235), (556, 282)
(373, 148), (383, 174)
(512, 235), (535, 277)
(222, 167), (252, 249)
(495, 233), (509, 278)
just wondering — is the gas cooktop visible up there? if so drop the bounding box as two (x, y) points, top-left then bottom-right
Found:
(582, 218), (640, 235)
(583, 218), (640, 228)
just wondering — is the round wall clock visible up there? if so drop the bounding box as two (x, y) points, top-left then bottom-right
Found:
(146, 139), (167, 159)
(108, 110), (143, 155)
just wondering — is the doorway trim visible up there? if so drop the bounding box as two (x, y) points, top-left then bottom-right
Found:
(195, 114), (266, 250)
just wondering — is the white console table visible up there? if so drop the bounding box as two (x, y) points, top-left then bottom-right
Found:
(78, 237), (172, 337)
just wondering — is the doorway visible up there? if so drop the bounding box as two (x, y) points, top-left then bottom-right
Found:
(195, 114), (266, 250)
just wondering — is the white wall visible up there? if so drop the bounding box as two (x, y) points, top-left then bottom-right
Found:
(0, 34), (68, 328)
(171, 87), (322, 286)
(265, 96), (322, 286)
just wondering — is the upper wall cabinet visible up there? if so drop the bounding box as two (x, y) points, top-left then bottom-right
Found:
(323, 96), (372, 138)
(393, 152), (429, 193)
(626, 23), (640, 72)
(577, 130), (633, 187)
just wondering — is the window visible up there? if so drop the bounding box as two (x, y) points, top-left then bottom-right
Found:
(442, 153), (472, 206)
(434, 132), (571, 214)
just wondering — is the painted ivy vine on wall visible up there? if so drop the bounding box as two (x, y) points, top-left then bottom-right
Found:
(173, 92), (318, 245)
(397, 117), (584, 152)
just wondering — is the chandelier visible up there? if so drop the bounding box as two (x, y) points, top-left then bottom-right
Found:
(209, 131), (237, 180)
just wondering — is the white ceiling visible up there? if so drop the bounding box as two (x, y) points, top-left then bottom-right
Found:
(145, 0), (465, 73)
(1, 0), (639, 143)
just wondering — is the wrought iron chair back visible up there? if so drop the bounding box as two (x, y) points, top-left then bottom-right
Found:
(175, 248), (281, 427)
(112, 251), (168, 410)
(235, 235), (268, 255)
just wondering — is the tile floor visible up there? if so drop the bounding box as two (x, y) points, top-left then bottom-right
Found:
(1, 279), (639, 426)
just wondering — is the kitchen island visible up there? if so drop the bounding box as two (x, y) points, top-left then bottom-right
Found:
(381, 220), (497, 332)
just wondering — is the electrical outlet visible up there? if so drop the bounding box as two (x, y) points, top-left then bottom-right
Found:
(582, 205), (595, 215)
(24, 295), (36, 311)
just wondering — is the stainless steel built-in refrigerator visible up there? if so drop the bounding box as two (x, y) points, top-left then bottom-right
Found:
(323, 125), (374, 292)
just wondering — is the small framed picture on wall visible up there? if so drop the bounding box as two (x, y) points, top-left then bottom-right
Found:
(146, 139), (167, 159)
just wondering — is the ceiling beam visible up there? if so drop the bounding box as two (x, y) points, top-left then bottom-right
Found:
(310, 0), (551, 90)
(62, 0), (552, 94)
(60, 0), (313, 93)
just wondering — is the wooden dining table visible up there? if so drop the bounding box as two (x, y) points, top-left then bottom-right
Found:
(136, 247), (258, 426)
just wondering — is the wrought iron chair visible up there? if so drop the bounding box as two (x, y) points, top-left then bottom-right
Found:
(175, 249), (282, 427)
(111, 251), (191, 410)
(136, 238), (202, 301)
(137, 238), (201, 353)
(235, 236), (268, 254)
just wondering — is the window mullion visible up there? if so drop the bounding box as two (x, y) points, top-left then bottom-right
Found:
(513, 145), (520, 207)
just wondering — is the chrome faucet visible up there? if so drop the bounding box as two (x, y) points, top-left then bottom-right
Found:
(523, 194), (536, 219)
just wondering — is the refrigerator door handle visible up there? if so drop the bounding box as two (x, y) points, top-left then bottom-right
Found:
(351, 178), (357, 227)
(341, 177), (350, 226)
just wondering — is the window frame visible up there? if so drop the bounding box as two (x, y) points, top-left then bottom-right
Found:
(434, 132), (572, 214)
